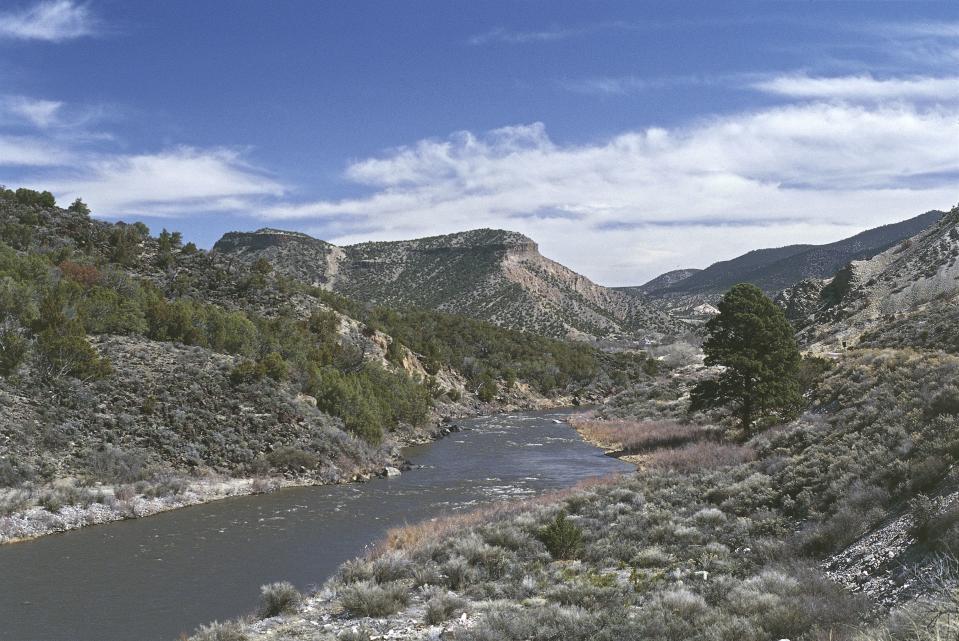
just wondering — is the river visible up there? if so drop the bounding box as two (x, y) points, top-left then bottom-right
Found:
(0, 409), (632, 641)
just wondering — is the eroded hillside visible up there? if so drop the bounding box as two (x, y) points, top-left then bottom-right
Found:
(789, 205), (959, 352)
(213, 228), (678, 340)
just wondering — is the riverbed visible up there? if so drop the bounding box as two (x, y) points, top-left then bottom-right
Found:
(0, 409), (632, 641)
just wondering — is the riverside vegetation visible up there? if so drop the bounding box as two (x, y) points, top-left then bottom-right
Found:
(187, 209), (959, 641)
(188, 346), (959, 641)
(0, 187), (653, 541)
(5, 185), (958, 639)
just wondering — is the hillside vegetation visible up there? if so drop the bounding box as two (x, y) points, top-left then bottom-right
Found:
(790, 204), (959, 352)
(196, 347), (959, 641)
(0, 188), (650, 540)
(194, 206), (959, 640)
(213, 228), (679, 340)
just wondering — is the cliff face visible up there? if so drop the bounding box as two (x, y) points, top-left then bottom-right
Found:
(214, 229), (345, 288)
(213, 227), (679, 340)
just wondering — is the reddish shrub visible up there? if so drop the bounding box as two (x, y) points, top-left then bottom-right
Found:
(58, 260), (101, 288)
(571, 417), (706, 453)
(645, 442), (755, 472)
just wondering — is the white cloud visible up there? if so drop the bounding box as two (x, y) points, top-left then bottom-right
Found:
(3, 96), (63, 127)
(46, 147), (284, 218)
(468, 26), (579, 46)
(880, 21), (959, 39)
(754, 73), (959, 101)
(0, 0), (96, 42)
(262, 100), (958, 285)
(0, 134), (72, 165)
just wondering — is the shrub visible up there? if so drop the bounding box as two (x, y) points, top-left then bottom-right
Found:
(372, 552), (411, 584)
(339, 581), (409, 617)
(266, 447), (317, 473)
(0, 328), (28, 375)
(424, 591), (467, 624)
(190, 620), (248, 641)
(572, 418), (704, 453)
(539, 512), (583, 560)
(257, 581), (302, 618)
(645, 442), (755, 472)
(442, 557), (476, 590)
(84, 447), (149, 483)
(910, 494), (939, 542)
(477, 377), (497, 402)
(35, 323), (112, 381)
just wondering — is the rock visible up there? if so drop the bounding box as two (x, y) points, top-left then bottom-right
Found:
(384, 467), (402, 478)
(295, 393), (318, 407)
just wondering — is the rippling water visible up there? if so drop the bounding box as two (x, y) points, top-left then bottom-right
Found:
(0, 408), (631, 641)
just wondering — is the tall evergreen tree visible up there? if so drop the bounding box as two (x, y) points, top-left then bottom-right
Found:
(691, 283), (801, 434)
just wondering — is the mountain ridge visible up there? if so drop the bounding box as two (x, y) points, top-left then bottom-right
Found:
(641, 210), (944, 299)
(212, 227), (679, 340)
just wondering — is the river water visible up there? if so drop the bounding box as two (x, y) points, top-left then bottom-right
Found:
(0, 409), (632, 641)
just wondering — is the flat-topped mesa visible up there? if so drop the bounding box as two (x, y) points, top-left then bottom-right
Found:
(210, 224), (677, 339)
(212, 228), (334, 253)
(346, 228), (539, 257)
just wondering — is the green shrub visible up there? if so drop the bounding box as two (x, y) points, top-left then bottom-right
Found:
(35, 323), (112, 381)
(478, 377), (497, 402)
(539, 512), (583, 560)
(0, 328), (28, 375)
(266, 447), (317, 473)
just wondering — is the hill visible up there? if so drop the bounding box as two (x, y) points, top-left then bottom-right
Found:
(0, 188), (654, 542)
(616, 268), (701, 296)
(213, 228), (679, 340)
(641, 210), (943, 299)
(787, 204), (959, 352)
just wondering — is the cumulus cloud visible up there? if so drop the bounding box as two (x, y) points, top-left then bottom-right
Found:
(262, 99), (958, 285)
(0, 0), (97, 42)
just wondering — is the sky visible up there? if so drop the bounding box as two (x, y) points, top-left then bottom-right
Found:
(0, 1), (957, 286)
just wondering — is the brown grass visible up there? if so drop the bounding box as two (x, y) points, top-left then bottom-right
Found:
(644, 441), (755, 472)
(570, 416), (706, 453)
(373, 474), (622, 557)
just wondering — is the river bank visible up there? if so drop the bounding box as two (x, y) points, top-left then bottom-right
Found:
(0, 385), (585, 546)
(0, 409), (630, 641)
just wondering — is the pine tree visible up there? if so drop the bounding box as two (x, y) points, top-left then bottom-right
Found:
(690, 283), (801, 434)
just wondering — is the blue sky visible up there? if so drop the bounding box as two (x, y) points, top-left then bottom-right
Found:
(1, 1), (957, 285)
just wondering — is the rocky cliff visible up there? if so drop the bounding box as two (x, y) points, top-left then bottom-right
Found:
(213, 227), (679, 340)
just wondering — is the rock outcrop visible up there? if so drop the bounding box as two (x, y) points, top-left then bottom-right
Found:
(213, 228), (679, 340)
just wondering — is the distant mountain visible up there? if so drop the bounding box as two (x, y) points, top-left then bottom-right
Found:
(641, 211), (944, 299)
(616, 269), (701, 296)
(213, 228), (679, 340)
(786, 204), (959, 353)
